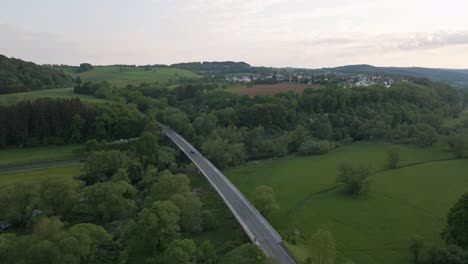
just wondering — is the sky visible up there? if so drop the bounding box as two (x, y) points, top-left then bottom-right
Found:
(1, 0), (468, 68)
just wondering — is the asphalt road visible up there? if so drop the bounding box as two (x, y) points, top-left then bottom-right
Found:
(0, 158), (82, 174)
(161, 125), (296, 264)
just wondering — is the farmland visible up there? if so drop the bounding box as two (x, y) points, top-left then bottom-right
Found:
(68, 66), (200, 86)
(227, 83), (320, 96)
(225, 143), (467, 264)
(0, 88), (107, 104)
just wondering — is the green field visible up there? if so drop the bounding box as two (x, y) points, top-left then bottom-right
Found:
(0, 164), (82, 187)
(0, 145), (84, 166)
(225, 143), (468, 264)
(70, 66), (200, 86)
(0, 88), (107, 104)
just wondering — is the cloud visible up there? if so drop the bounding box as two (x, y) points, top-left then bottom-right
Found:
(300, 37), (357, 46)
(395, 31), (468, 50)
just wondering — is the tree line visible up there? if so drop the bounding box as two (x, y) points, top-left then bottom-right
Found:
(0, 98), (146, 147)
(160, 82), (464, 168)
(74, 78), (467, 169)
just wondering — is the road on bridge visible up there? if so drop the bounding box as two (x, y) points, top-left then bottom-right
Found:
(161, 125), (296, 264)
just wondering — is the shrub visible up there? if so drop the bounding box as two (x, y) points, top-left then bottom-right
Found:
(298, 140), (331, 155)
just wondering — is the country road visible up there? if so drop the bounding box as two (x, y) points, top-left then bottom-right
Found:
(161, 125), (296, 264)
(0, 158), (81, 174)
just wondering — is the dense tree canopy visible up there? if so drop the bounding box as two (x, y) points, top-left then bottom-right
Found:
(0, 54), (73, 94)
(0, 98), (146, 148)
(443, 193), (468, 249)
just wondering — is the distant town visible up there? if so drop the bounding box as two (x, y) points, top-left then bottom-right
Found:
(225, 72), (402, 88)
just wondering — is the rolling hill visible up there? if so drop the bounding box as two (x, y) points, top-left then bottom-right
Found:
(320, 64), (468, 89)
(0, 55), (74, 94)
(65, 65), (200, 87)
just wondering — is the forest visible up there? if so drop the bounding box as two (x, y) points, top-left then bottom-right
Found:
(0, 55), (73, 94)
(0, 98), (146, 147)
(73, 78), (468, 168)
(0, 127), (265, 263)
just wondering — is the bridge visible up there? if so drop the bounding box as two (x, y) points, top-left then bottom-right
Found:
(161, 124), (296, 264)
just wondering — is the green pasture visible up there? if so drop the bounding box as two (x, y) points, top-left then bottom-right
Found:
(0, 88), (107, 104)
(0, 144), (84, 166)
(70, 66), (200, 86)
(225, 143), (467, 264)
(0, 164), (82, 187)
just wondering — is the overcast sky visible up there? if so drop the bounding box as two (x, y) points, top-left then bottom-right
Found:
(1, 0), (468, 68)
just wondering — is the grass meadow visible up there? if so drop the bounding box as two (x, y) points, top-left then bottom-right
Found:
(224, 143), (468, 264)
(0, 88), (107, 104)
(0, 144), (84, 166)
(70, 66), (200, 87)
(0, 164), (82, 187)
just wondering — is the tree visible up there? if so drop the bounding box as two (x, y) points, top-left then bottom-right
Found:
(428, 245), (468, 264)
(336, 162), (371, 196)
(132, 201), (180, 254)
(78, 63), (94, 73)
(78, 181), (137, 224)
(309, 229), (336, 264)
(253, 185), (279, 216)
(201, 210), (217, 231)
(163, 239), (197, 264)
(170, 192), (203, 233)
(0, 234), (19, 264)
(414, 123), (437, 147)
(215, 107), (239, 126)
(25, 240), (61, 264)
(145, 171), (191, 203)
(299, 140), (331, 155)
(33, 217), (64, 239)
(67, 223), (112, 263)
(442, 192), (468, 249)
(38, 178), (79, 219)
(447, 133), (467, 159)
(387, 146), (401, 169)
(111, 168), (130, 183)
(201, 136), (245, 169)
(220, 243), (265, 264)
(81, 150), (129, 185)
(409, 235), (424, 264)
(70, 114), (85, 143)
(0, 183), (37, 226)
(135, 132), (159, 167)
(158, 146), (177, 169)
(316, 120), (333, 140)
(193, 113), (218, 136)
(198, 240), (217, 264)
(288, 125), (310, 151)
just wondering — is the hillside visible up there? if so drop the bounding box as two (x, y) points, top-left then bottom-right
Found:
(0, 55), (74, 94)
(321, 64), (468, 89)
(63, 65), (200, 87)
(171, 61), (252, 73)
